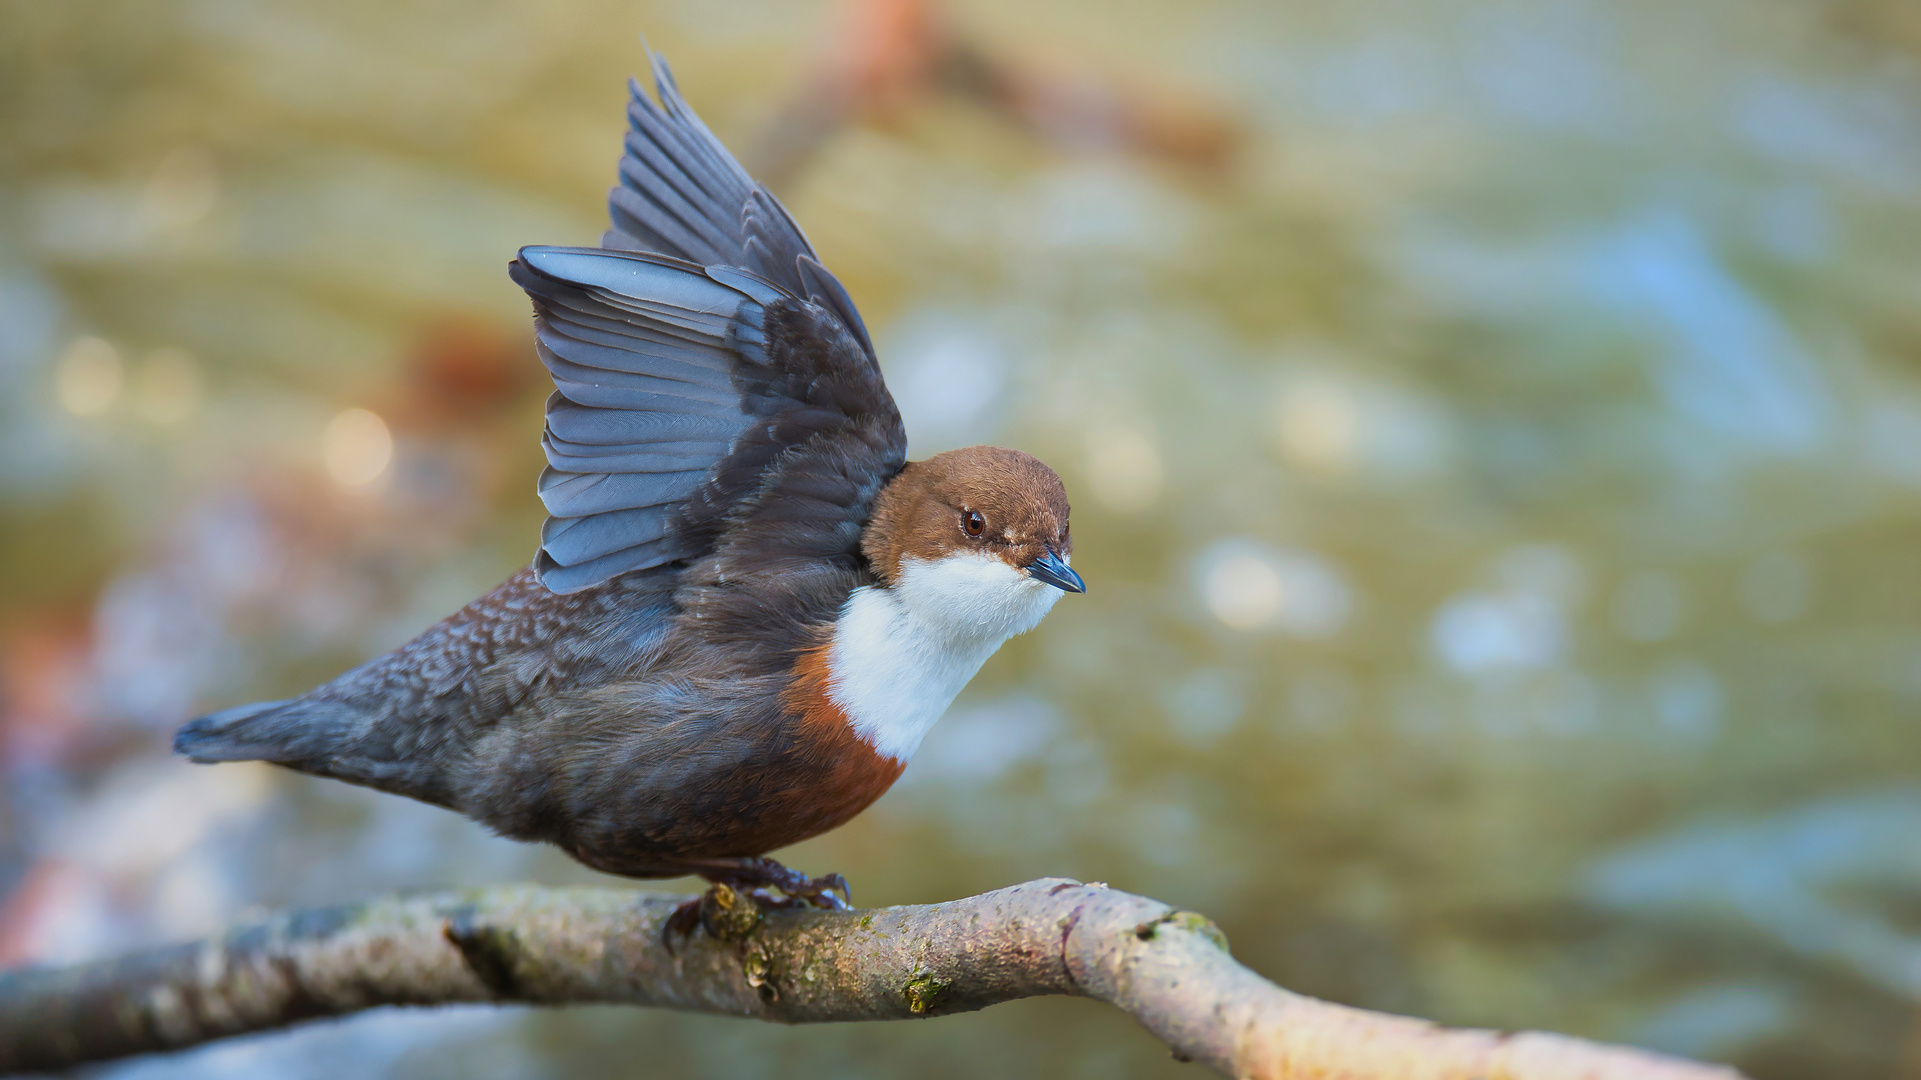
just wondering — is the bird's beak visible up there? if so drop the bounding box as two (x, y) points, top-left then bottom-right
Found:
(1026, 549), (1086, 593)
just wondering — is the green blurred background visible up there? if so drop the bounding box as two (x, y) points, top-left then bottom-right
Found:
(4, 0), (1921, 1076)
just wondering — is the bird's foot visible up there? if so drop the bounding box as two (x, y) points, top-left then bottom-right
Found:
(718, 857), (851, 910)
(741, 882), (849, 911)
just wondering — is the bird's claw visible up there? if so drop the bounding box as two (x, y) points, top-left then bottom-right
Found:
(816, 873), (853, 908)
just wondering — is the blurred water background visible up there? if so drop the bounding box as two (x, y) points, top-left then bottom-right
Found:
(4, 0), (1921, 1076)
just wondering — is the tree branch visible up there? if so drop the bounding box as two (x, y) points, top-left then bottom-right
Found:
(0, 878), (1743, 1079)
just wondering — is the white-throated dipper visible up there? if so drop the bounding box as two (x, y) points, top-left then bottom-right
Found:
(172, 52), (1084, 917)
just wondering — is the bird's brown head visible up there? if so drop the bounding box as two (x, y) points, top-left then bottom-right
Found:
(864, 446), (1084, 605)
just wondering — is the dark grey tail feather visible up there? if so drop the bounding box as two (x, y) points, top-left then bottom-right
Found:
(173, 698), (365, 764)
(175, 699), (458, 809)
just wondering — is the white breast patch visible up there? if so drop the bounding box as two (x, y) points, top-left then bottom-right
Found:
(824, 552), (1065, 762)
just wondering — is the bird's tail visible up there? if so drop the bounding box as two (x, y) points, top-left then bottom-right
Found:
(176, 697), (458, 808)
(173, 698), (362, 764)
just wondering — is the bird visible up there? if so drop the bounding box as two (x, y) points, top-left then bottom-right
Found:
(172, 51), (1084, 917)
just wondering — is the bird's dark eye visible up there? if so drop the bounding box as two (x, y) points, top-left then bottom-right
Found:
(962, 510), (985, 537)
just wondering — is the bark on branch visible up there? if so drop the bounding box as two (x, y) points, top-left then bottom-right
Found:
(0, 878), (1742, 1079)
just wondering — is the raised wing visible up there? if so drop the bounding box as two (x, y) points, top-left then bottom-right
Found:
(512, 249), (902, 594)
(512, 54), (905, 595)
(603, 52), (875, 362)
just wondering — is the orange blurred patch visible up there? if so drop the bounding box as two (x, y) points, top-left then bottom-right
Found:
(0, 610), (96, 770)
(396, 316), (541, 431)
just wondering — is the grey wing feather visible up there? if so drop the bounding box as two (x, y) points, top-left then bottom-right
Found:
(603, 52), (876, 363)
(509, 49), (904, 596)
(513, 239), (903, 594)
(512, 248), (768, 590)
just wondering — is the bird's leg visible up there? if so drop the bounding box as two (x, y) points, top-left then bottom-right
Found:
(725, 857), (853, 910)
(687, 856), (853, 909)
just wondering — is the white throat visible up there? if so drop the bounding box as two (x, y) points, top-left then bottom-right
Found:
(825, 552), (1065, 762)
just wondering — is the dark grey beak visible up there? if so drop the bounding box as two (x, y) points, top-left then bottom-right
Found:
(1026, 549), (1086, 593)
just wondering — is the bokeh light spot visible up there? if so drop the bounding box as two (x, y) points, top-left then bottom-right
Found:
(54, 336), (123, 416)
(321, 407), (394, 487)
(1273, 378), (1359, 473)
(140, 146), (220, 233)
(1205, 552), (1284, 630)
(1433, 593), (1563, 672)
(1197, 540), (1351, 636)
